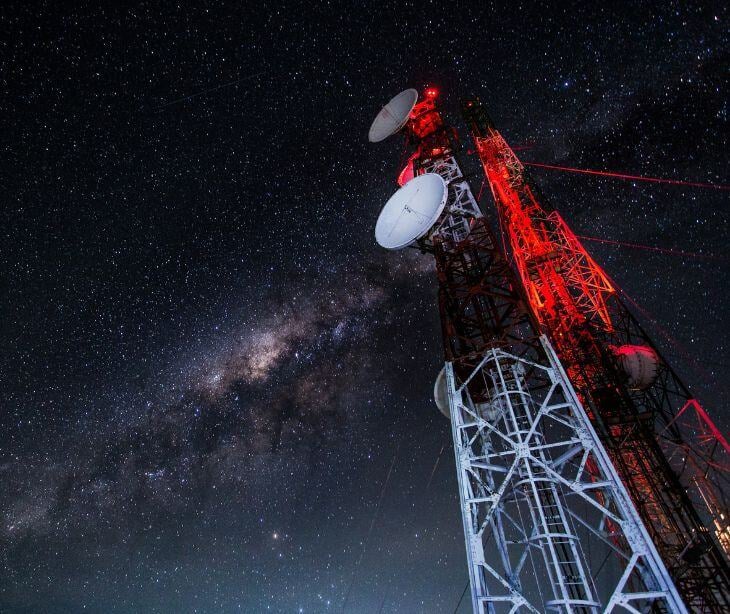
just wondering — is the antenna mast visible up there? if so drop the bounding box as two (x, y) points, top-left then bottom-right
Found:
(368, 88), (686, 613)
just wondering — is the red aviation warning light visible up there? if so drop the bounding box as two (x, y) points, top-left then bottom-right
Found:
(397, 152), (417, 186)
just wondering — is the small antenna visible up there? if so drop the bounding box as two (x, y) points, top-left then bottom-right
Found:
(368, 88), (418, 142)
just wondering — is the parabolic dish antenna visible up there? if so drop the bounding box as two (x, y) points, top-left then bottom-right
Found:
(368, 88), (418, 143)
(375, 173), (448, 250)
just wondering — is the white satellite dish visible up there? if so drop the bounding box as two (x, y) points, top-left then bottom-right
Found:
(368, 88), (418, 143)
(375, 173), (448, 250)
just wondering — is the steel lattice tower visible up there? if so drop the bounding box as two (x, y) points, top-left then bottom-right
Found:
(461, 97), (730, 612)
(369, 89), (687, 613)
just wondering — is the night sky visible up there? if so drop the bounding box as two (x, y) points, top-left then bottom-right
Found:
(1, 2), (727, 612)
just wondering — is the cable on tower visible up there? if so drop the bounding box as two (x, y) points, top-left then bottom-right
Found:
(577, 234), (728, 261)
(523, 160), (730, 191)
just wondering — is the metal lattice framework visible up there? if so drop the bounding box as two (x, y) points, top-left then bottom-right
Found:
(660, 400), (730, 555)
(478, 132), (615, 334)
(462, 97), (730, 612)
(371, 89), (687, 613)
(446, 339), (685, 613)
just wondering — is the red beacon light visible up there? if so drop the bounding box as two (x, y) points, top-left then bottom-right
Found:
(425, 87), (438, 99)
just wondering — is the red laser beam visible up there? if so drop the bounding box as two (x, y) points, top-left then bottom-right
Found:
(524, 161), (730, 191)
(576, 234), (727, 261)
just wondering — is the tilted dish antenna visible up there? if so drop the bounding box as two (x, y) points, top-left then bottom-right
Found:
(374, 173), (448, 250)
(368, 88), (419, 143)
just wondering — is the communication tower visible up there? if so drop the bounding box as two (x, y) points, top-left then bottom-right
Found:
(462, 98), (729, 612)
(368, 88), (691, 613)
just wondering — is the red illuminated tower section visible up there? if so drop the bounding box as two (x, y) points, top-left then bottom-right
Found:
(462, 98), (730, 612)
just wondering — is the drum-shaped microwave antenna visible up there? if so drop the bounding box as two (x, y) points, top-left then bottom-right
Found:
(368, 88), (418, 143)
(375, 173), (448, 250)
(613, 344), (660, 390)
(434, 367), (450, 419)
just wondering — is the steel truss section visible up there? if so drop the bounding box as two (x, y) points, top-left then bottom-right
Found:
(662, 400), (730, 556)
(462, 97), (730, 612)
(597, 303), (730, 610)
(421, 155), (482, 244)
(445, 336), (686, 614)
(474, 131), (615, 336)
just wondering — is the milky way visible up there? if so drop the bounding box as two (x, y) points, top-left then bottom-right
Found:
(1, 252), (430, 540)
(1, 2), (727, 612)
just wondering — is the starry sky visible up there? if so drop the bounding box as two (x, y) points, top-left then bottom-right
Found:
(1, 2), (727, 613)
